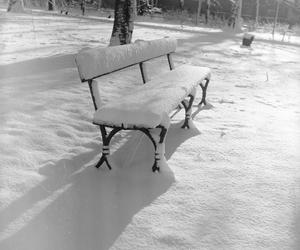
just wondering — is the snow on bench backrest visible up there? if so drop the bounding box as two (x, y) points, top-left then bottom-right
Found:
(75, 37), (177, 82)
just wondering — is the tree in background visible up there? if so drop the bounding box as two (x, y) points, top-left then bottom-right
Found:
(179, 0), (184, 10)
(7, 0), (24, 11)
(255, 0), (260, 26)
(97, 0), (102, 10)
(109, 0), (136, 46)
(48, 0), (55, 10)
(200, 0), (209, 24)
(80, 0), (86, 15)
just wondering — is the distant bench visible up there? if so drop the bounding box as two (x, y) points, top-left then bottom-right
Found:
(75, 38), (211, 172)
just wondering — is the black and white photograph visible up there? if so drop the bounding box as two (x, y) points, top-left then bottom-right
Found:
(0, 0), (300, 249)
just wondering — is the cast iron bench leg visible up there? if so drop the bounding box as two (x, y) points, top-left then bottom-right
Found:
(181, 87), (196, 129)
(140, 126), (168, 172)
(199, 77), (210, 106)
(152, 126), (167, 172)
(95, 125), (122, 170)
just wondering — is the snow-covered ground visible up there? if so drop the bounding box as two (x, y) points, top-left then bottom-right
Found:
(0, 9), (300, 250)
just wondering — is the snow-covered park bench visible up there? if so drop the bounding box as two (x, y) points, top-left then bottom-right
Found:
(75, 38), (211, 172)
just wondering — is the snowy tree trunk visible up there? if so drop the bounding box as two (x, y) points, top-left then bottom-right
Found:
(196, 0), (201, 25)
(272, 0), (280, 38)
(207, 0), (210, 19)
(48, 0), (55, 10)
(235, 0), (242, 31)
(97, 0), (102, 10)
(179, 0), (184, 10)
(109, 0), (136, 46)
(255, 0), (260, 27)
(7, 0), (24, 12)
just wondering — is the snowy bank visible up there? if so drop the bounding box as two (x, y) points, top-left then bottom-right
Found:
(0, 10), (300, 250)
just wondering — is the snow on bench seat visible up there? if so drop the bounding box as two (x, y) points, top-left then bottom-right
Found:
(93, 65), (211, 128)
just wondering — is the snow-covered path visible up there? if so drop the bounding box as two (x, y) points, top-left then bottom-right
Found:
(0, 10), (300, 250)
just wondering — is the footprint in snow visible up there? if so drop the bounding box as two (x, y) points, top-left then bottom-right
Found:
(235, 84), (253, 89)
(256, 100), (277, 108)
(218, 99), (235, 104)
(220, 131), (226, 137)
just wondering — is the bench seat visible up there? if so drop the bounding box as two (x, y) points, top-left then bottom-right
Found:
(93, 65), (211, 129)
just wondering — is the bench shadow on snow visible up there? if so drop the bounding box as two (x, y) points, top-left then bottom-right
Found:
(0, 53), (77, 79)
(295, 181), (300, 250)
(0, 122), (199, 250)
(0, 43), (208, 249)
(0, 117), (201, 249)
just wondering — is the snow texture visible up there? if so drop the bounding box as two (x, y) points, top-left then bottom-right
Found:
(75, 37), (177, 81)
(0, 9), (300, 250)
(93, 65), (210, 128)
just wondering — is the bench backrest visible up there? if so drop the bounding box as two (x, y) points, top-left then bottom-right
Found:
(75, 37), (177, 82)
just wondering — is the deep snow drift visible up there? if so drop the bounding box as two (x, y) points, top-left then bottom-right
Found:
(0, 9), (300, 250)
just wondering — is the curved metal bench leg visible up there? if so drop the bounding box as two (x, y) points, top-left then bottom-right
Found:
(181, 88), (196, 129)
(152, 126), (168, 172)
(95, 153), (112, 169)
(140, 126), (168, 172)
(199, 77), (210, 106)
(95, 125), (122, 170)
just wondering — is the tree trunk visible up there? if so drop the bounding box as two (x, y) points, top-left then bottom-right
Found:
(272, 0), (280, 37)
(207, 0), (210, 18)
(196, 0), (201, 25)
(235, 0), (242, 31)
(7, 0), (24, 12)
(48, 0), (55, 10)
(179, 0), (184, 10)
(97, 0), (102, 10)
(255, 0), (260, 27)
(109, 0), (136, 46)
